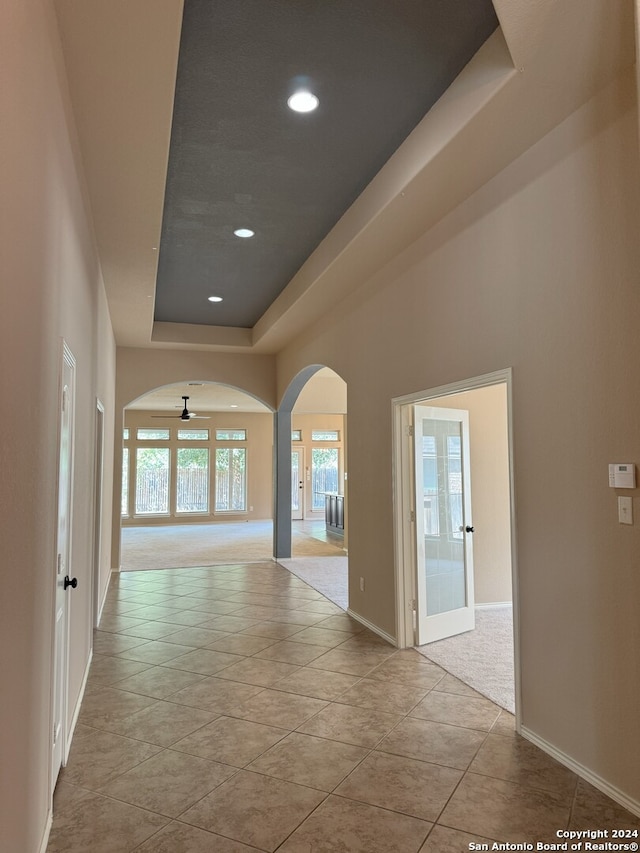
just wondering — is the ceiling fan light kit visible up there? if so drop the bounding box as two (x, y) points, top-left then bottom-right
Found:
(151, 395), (211, 420)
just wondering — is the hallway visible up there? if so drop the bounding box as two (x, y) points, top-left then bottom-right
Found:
(48, 563), (640, 852)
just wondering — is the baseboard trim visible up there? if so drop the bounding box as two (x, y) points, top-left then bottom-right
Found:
(346, 609), (397, 647)
(97, 571), (113, 624)
(475, 601), (512, 609)
(64, 649), (92, 765)
(520, 726), (640, 819)
(38, 810), (53, 853)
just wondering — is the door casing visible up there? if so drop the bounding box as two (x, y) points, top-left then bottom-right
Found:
(92, 399), (105, 628)
(392, 368), (520, 723)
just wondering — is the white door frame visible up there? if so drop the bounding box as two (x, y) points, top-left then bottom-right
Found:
(392, 368), (520, 721)
(92, 399), (105, 628)
(50, 340), (76, 792)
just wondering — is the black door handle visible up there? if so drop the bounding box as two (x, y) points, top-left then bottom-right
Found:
(64, 575), (78, 590)
(465, 526), (474, 533)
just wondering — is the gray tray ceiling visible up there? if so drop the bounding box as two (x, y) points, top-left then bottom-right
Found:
(154, 0), (498, 329)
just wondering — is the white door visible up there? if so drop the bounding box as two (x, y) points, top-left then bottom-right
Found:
(291, 448), (304, 520)
(414, 405), (474, 644)
(52, 343), (76, 789)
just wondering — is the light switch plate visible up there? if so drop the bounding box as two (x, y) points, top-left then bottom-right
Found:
(618, 496), (633, 525)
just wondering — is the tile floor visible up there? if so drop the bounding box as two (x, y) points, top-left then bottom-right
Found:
(48, 561), (640, 852)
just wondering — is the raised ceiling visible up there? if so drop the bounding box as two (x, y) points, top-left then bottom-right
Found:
(55, 0), (635, 353)
(153, 0), (498, 329)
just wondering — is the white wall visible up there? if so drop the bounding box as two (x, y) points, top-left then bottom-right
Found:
(277, 70), (640, 807)
(0, 1), (116, 850)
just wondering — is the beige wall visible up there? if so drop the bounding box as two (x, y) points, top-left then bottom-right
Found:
(0, 1), (116, 850)
(122, 410), (273, 523)
(111, 346), (277, 566)
(277, 71), (640, 803)
(3, 3), (640, 846)
(427, 385), (512, 605)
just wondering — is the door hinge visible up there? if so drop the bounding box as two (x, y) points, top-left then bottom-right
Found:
(409, 598), (416, 612)
(409, 510), (415, 523)
(405, 424), (414, 437)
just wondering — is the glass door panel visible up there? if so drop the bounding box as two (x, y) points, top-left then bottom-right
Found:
(291, 448), (304, 519)
(414, 406), (474, 643)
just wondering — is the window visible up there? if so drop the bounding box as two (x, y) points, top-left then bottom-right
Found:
(178, 428), (209, 441)
(135, 447), (170, 514)
(311, 447), (339, 510)
(215, 447), (246, 511)
(176, 447), (209, 513)
(121, 448), (129, 516)
(291, 430), (302, 441)
(422, 432), (463, 539)
(311, 430), (339, 441)
(447, 434), (463, 539)
(123, 428), (130, 440)
(216, 428), (247, 441)
(137, 428), (170, 441)
(422, 435), (439, 536)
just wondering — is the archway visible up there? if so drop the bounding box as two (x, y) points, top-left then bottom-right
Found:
(117, 380), (274, 569)
(274, 365), (348, 568)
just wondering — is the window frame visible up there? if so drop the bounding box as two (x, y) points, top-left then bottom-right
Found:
(175, 446), (210, 514)
(215, 428), (247, 441)
(134, 446), (172, 516)
(214, 445), (248, 513)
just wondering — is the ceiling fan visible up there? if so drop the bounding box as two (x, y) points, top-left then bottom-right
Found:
(151, 396), (211, 421)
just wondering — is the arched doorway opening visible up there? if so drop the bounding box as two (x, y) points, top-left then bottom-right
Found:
(119, 380), (275, 568)
(274, 366), (348, 609)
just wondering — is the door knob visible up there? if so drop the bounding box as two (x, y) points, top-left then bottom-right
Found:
(465, 525), (474, 533)
(64, 575), (78, 590)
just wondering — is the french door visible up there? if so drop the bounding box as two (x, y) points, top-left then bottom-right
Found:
(291, 448), (304, 520)
(413, 405), (475, 644)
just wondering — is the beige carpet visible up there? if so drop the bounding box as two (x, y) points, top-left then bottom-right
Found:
(120, 520), (344, 570)
(416, 605), (515, 713)
(277, 556), (349, 610)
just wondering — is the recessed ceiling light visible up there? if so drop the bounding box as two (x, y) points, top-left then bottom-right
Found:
(287, 91), (319, 113)
(230, 404), (239, 408)
(208, 295), (223, 303)
(234, 228), (255, 238)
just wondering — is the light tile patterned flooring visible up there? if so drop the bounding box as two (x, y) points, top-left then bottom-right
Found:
(48, 561), (640, 852)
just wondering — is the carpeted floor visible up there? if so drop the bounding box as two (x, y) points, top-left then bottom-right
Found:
(120, 520), (344, 570)
(277, 556), (349, 611)
(416, 605), (515, 713)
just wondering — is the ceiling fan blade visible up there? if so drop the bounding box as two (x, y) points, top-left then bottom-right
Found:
(146, 396), (210, 420)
